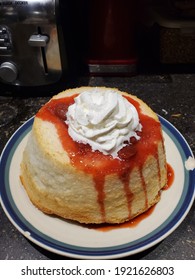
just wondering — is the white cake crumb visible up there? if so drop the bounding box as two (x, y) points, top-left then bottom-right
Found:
(23, 231), (31, 238)
(185, 156), (195, 171)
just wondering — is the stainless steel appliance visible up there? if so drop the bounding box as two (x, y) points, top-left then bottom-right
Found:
(0, 0), (68, 88)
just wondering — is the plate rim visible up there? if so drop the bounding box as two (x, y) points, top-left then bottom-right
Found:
(0, 115), (195, 259)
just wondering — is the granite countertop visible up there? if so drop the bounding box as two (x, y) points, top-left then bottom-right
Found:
(0, 74), (194, 260)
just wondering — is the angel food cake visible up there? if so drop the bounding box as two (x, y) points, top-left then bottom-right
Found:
(20, 87), (167, 224)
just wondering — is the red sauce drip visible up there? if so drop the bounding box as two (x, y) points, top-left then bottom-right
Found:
(93, 176), (106, 222)
(36, 94), (163, 222)
(156, 154), (162, 188)
(140, 168), (148, 208)
(86, 205), (156, 232)
(164, 163), (175, 190)
(119, 172), (134, 219)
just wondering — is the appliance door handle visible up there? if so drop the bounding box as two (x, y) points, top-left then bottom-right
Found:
(28, 34), (49, 47)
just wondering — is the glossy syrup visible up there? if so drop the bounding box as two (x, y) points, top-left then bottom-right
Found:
(86, 205), (156, 232)
(87, 164), (174, 231)
(164, 163), (174, 190)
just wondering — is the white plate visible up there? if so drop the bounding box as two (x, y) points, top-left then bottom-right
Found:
(0, 116), (194, 259)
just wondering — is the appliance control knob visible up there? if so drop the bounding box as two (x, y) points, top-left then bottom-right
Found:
(0, 62), (18, 83)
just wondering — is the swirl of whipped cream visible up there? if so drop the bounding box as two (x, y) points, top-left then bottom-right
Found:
(66, 88), (142, 158)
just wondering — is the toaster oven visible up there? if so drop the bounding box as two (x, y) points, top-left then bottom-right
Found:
(0, 0), (68, 88)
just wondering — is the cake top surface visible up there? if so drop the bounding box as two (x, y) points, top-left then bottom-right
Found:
(35, 87), (162, 176)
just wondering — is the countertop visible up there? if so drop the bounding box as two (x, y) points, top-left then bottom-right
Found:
(0, 74), (194, 260)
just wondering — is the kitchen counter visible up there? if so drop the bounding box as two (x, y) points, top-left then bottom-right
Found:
(0, 74), (194, 260)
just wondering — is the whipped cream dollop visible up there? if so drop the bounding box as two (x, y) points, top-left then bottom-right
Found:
(66, 88), (142, 158)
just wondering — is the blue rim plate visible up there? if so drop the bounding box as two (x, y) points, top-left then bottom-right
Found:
(0, 116), (195, 259)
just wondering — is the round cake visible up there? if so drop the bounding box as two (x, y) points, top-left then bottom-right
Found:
(20, 87), (167, 224)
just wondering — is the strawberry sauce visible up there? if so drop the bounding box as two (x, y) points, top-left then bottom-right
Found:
(36, 94), (165, 222)
(164, 163), (174, 190)
(87, 164), (174, 231)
